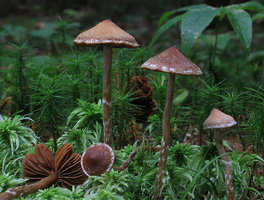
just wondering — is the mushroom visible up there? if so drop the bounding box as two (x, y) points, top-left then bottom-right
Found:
(141, 46), (202, 199)
(203, 108), (237, 200)
(81, 143), (115, 176)
(0, 143), (86, 200)
(74, 19), (139, 146)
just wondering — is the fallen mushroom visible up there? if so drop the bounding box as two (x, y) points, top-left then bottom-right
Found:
(0, 143), (86, 200)
(141, 46), (202, 199)
(74, 19), (139, 146)
(203, 108), (237, 200)
(81, 143), (115, 176)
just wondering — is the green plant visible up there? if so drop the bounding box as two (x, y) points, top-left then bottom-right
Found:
(21, 185), (84, 200)
(31, 74), (66, 150)
(0, 115), (37, 155)
(81, 169), (130, 198)
(8, 41), (31, 112)
(150, 1), (264, 85)
(67, 99), (102, 129)
(151, 1), (264, 51)
(58, 122), (102, 154)
(0, 173), (25, 193)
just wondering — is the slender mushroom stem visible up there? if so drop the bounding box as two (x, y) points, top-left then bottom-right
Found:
(155, 73), (175, 199)
(114, 145), (161, 172)
(214, 129), (234, 200)
(0, 174), (57, 200)
(103, 45), (113, 146)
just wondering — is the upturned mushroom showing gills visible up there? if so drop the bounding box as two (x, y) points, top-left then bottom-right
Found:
(74, 19), (139, 147)
(0, 143), (86, 200)
(81, 143), (115, 176)
(141, 46), (202, 199)
(203, 108), (237, 200)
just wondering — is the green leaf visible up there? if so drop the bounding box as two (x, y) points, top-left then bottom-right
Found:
(227, 1), (264, 12)
(158, 4), (210, 27)
(149, 15), (183, 48)
(226, 8), (252, 51)
(180, 7), (220, 55)
(252, 12), (264, 21)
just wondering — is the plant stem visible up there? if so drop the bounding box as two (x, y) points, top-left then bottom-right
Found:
(103, 45), (113, 146)
(18, 49), (25, 111)
(214, 129), (234, 200)
(155, 73), (175, 200)
(0, 174), (57, 200)
(209, 17), (220, 83)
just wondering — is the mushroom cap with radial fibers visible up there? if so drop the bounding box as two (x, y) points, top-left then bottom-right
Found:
(141, 46), (202, 75)
(74, 19), (139, 48)
(203, 108), (237, 129)
(81, 143), (115, 176)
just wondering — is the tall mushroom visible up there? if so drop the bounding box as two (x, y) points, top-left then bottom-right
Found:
(74, 19), (139, 146)
(0, 143), (86, 200)
(203, 108), (237, 200)
(141, 46), (202, 199)
(81, 143), (115, 176)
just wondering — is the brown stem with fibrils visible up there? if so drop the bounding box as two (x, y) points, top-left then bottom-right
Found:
(214, 129), (234, 200)
(103, 45), (113, 146)
(0, 174), (57, 200)
(155, 73), (175, 200)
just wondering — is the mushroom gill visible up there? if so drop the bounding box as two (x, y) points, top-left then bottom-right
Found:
(55, 143), (86, 189)
(0, 143), (87, 200)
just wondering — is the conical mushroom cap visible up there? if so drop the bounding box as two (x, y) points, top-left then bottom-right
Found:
(74, 19), (139, 48)
(203, 108), (237, 129)
(81, 143), (114, 176)
(141, 46), (202, 75)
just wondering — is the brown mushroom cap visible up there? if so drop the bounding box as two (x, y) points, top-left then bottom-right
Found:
(141, 46), (202, 75)
(74, 19), (139, 48)
(203, 108), (237, 129)
(81, 143), (115, 176)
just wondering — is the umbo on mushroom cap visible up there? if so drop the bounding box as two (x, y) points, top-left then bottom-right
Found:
(74, 19), (139, 48)
(141, 46), (202, 75)
(81, 143), (115, 176)
(203, 108), (237, 129)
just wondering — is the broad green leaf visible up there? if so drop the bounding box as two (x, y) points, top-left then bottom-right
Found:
(252, 12), (264, 21)
(180, 7), (220, 55)
(226, 8), (252, 51)
(227, 1), (264, 12)
(158, 4), (210, 27)
(149, 15), (183, 48)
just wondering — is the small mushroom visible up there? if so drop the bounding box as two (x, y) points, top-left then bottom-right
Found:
(203, 108), (236, 200)
(0, 143), (86, 200)
(141, 46), (202, 199)
(81, 143), (115, 176)
(74, 19), (139, 146)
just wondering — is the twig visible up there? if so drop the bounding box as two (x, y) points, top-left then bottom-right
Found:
(113, 145), (161, 172)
